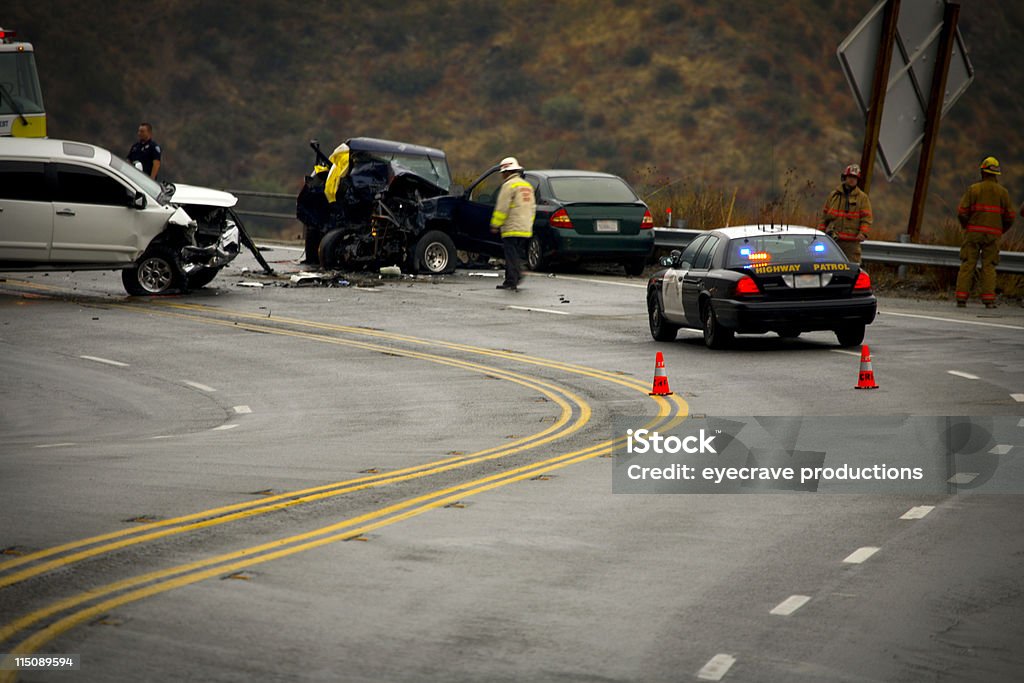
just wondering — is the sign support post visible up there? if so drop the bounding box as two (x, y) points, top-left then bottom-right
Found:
(907, 1), (960, 243)
(858, 0), (900, 194)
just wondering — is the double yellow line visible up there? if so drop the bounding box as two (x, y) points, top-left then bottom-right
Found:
(0, 288), (688, 679)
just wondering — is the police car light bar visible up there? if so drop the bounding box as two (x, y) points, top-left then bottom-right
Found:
(0, 29), (17, 41)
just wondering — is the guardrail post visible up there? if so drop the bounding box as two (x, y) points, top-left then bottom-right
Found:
(896, 233), (910, 279)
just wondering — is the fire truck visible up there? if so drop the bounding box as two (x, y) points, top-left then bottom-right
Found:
(0, 27), (46, 137)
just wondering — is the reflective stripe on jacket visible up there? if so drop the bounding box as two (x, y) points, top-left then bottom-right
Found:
(490, 176), (536, 238)
(818, 185), (872, 241)
(958, 178), (1014, 236)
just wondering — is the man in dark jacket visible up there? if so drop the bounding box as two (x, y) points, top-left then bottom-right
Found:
(128, 122), (162, 179)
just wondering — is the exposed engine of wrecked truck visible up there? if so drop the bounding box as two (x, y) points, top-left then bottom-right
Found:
(297, 153), (450, 272)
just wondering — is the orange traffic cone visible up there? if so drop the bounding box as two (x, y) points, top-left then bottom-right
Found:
(649, 351), (673, 396)
(855, 344), (878, 389)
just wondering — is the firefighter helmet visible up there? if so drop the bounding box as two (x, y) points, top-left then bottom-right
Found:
(499, 156), (524, 172)
(980, 156), (1001, 175)
(842, 164), (862, 179)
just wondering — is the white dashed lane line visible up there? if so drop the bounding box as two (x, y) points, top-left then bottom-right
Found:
(183, 380), (217, 392)
(948, 472), (979, 485)
(1012, 394), (1024, 403)
(696, 654), (737, 681)
(233, 405), (252, 414)
(900, 505), (935, 520)
(211, 424), (239, 431)
(842, 547), (880, 564)
(34, 443), (76, 449)
(507, 305), (571, 316)
(79, 355), (129, 367)
(989, 444), (1014, 455)
(769, 595), (811, 616)
(947, 370), (979, 380)
(830, 349), (862, 357)
(548, 274), (647, 289)
(882, 311), (1024, 331)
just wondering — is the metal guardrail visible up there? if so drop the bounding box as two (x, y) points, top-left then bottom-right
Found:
(653, 227), (1024, 274)
(224, 189), (295, 221)
(218, 190), (1024, 274)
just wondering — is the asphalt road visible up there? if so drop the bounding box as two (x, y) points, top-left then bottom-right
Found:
(1, 248), (1023, 682)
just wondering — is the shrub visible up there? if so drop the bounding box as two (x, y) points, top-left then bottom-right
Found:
(623, 45), (652, 67)
(371, 65), (443, 97)
(541, 94), (583, 128)
(653, 65), (682, 89)
(654, 2), (685, 24)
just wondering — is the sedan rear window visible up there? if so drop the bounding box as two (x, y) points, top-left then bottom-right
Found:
(725, 233), (846, 267)
(548, 177), (638, 203)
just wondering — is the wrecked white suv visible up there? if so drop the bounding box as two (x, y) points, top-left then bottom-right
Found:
(0, 137), (243, 294)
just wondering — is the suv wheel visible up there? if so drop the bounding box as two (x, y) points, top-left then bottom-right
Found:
(122, 247), (184, 295)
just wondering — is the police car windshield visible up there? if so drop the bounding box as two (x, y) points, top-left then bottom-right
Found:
(109, 155), (166, 203)
(726, 234), (846, 268)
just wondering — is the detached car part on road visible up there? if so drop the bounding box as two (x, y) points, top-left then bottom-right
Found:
(297, 138), (654, 276)
(0, 138), (268, 295)
(647, 225), (877, 349)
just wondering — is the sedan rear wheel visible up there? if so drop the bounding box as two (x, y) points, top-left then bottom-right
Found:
(702, 302), (733, 350)
(526, 236), (546, 271)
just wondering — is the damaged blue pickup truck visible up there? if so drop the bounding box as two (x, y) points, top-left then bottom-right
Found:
(297, 137), (490, 274)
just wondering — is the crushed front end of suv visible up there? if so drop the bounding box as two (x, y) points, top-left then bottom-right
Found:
(296, 137), (460, 274)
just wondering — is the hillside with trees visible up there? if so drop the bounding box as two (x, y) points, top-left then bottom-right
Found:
(8, 0), (1024, 242)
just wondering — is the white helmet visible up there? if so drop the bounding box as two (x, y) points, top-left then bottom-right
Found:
(499, 156), (523, 172)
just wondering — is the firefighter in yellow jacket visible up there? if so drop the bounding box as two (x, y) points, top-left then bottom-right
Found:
(490, 157), (536, 291)
(819, 164), (872, 263)
(955, 157), (1015, 308)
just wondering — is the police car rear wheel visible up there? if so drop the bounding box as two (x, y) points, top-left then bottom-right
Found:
(702, 303), (733, 350)
(835, 323), (865, 347)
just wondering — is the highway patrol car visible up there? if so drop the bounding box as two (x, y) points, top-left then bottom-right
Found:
(647, 225), (877, 349)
